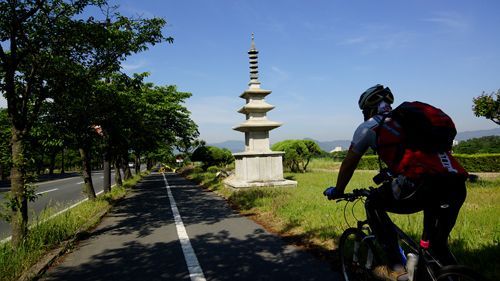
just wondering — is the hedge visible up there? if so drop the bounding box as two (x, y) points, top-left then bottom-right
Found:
(358, 153), (500, 172)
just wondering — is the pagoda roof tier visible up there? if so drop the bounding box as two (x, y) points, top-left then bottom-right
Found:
(237, 102), (275, 114)
(240, 88), (272, 99)
(233, 120), (282, 132)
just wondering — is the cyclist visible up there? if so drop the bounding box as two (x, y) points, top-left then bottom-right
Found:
(324, 84), (468, 281)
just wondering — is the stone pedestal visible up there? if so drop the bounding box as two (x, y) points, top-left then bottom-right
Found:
(224, 151), (297, 189)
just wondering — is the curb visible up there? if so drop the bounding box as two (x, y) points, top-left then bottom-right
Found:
(18, 208), (109, 281)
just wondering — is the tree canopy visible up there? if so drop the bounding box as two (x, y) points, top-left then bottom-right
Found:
(472, 89), (500, 125)
(272, 139), (323, 173)
(453, 136), (500, 154)
(0, 0), (194, 247)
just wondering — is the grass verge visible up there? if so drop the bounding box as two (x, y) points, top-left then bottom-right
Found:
(0, 171), (148, 281)
(182, 166), (499, 281)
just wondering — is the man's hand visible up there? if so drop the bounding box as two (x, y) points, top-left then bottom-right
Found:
(323, 187), (341, 200)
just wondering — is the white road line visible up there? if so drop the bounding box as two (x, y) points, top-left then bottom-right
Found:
(36, 188), (59, 195)
(1, 189), (105, 244)
(162, 173), (206, 281)
(77, 181), (84, 185)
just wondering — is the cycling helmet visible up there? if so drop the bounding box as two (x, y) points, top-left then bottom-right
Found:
(358, 84), (394, 110)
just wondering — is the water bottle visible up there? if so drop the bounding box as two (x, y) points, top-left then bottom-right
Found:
(398, 245), (407, 265)
(406, 253), (419, 281)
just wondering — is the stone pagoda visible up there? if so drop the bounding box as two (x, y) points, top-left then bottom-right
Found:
(224, 35), (297, 189)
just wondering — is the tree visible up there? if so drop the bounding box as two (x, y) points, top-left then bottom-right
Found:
(0, 109), (10, 180)
(472, 90), (500, 125)
(0, 0), (106, 247)
(0, 0), (167, 247)
(272, 140), (323, 173)
(191, 145), (234, 170)
(453, 136), (500, 154)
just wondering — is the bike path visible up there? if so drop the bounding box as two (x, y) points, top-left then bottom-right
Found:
(41, 172), (340, 281)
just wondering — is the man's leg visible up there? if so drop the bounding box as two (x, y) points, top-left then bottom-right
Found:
(426, 177), (467, 265)
(365, 184), (405, 267)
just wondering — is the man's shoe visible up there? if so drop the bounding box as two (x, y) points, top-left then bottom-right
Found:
(372, 265), (409, 281)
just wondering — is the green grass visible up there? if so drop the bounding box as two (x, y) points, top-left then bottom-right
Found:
(0, 172), (147, 281)
(185, 166), (499, 280)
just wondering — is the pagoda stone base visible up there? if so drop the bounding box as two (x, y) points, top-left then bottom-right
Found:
(224, 151), (297, 189)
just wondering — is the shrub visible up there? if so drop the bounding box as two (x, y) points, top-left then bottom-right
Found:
(454, 153), (500, 172)
(272, 139), (323, 172)
(191, 145), (234, 170)
(358, 153), (500, 172)
(206, 166), (219, 173)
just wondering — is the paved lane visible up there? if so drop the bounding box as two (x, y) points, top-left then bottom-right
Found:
(41, 173), (341, 281)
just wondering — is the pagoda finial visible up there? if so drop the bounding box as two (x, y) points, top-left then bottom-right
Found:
(248, 33), (260, 88)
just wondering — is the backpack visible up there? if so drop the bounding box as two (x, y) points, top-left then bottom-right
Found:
(389, 101), (457, 153)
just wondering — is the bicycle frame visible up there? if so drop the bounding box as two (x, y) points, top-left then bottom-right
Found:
(339, 189), (448, 281)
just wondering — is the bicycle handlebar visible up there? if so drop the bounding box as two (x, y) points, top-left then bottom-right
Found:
(335, 188), (372, 202)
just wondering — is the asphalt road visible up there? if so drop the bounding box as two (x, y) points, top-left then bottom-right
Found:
(0, 170), (117, 240)
(41, 172), (342, 281)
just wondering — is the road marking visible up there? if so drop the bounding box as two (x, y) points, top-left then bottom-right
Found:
(162, 173), (206, 281)
(36, 188), (59, 195)
(1, 189), (105, 244)
(77, 181), (84, 185)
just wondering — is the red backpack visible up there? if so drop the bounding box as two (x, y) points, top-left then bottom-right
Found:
(391, 101), (457, 153)
(376, 101), (464, 178)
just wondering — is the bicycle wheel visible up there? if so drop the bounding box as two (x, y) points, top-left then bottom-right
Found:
(339, 228), (380, 281)
(436, 265), (489, 281)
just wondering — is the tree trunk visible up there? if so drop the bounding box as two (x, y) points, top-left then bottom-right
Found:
(10, 129), (28, 248)
(114, 159), (123, 187)
(103, 149), (111, 193)
(60, 148), (65, 174)
(79, 147), (96, 200)
(36, 154), (44, 175)
(146, 158), (153, 171)
(123, 155), (132, 180)
(0, 163), (4, 181)
(134, 153), (141, 175)
(49, 150), (56, 175)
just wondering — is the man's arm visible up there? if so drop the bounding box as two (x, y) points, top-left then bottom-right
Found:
(335, 148), (363, 194)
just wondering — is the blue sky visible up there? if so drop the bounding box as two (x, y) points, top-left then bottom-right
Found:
(1, 0), (499, 143)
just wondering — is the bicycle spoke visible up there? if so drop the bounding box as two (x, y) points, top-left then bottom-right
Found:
(339, 228), (379, 281)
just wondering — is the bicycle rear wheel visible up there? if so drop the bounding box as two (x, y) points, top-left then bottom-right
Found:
(436, 265), (489, 281)
(339, 228), (380, 281)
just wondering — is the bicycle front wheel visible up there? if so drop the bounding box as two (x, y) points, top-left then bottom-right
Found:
(436, 265), (489, 281)
(339, 228), (380, 281)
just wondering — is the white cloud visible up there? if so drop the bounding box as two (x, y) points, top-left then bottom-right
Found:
(187, 96), (241, 126)
(121, 59), (149, 72)
(338, 36), (367, 46)
(422, 12), (470, 31)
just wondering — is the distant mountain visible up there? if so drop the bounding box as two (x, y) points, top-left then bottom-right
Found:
(209, 140), (245, 153)
(303, 138), (351, 152)
(209, 127), (499, 153)
(209, 139), (350, 153)
(455, 127), (500, 141)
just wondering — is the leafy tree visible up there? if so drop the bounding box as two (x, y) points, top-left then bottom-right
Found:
(272, 139), (323, 173)
(0, 0), (167, 246)
(191, 145), (234, 170)
(0, 109), (10, 180)
(0, 0), (106, 247)
(472, 90), (500, 125)
(453, 136), (500, 154)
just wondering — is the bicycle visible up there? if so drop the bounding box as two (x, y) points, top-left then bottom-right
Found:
(334, 187), (488, 281)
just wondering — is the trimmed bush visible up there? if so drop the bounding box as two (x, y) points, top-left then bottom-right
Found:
(358, 155), (380, 170)
(206, 166), (219, 174)
(454, 153), (500, 172)
(358, 153), (500, 172)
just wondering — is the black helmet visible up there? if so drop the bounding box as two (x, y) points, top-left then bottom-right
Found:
(358, 84), (394, 110)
